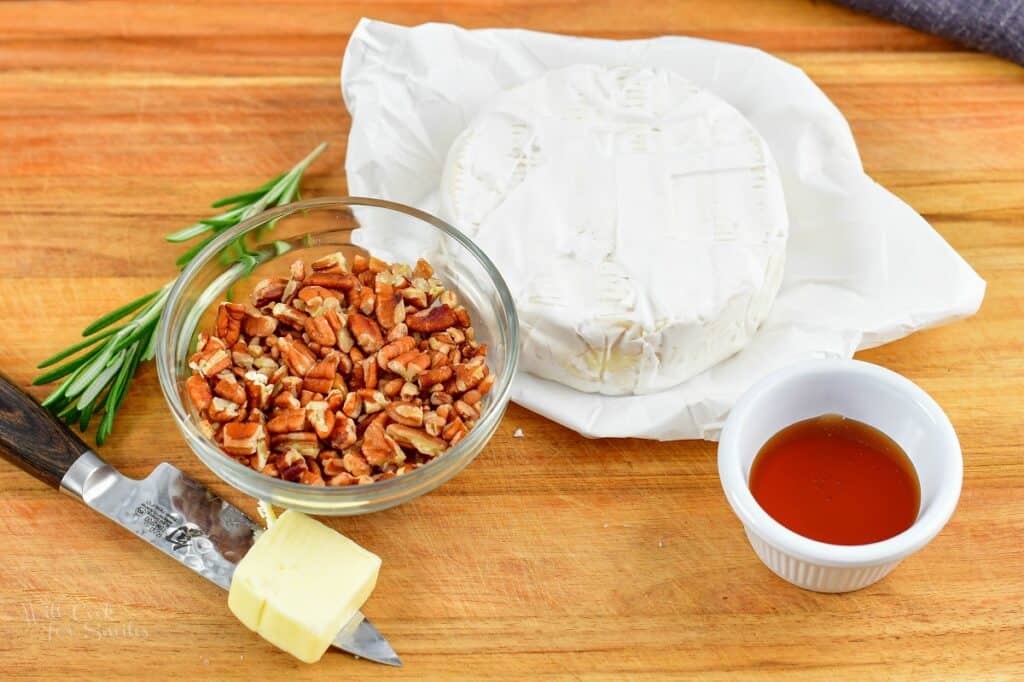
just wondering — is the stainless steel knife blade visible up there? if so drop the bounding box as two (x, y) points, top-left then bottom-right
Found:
(60, 451), (400, 667)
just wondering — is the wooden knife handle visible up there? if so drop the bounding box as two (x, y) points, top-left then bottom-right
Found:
(0, 373), (91, 488)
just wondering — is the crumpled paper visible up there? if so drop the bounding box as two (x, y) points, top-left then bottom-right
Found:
(340, 18), (986, 441)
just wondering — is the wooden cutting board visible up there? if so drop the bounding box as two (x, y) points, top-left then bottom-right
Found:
(1, 1), (1022, 678)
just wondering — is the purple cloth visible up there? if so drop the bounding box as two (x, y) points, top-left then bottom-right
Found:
(833, 0), (1024, 65)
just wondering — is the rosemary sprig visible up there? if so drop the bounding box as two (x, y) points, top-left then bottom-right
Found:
(34, 141), (328, 444)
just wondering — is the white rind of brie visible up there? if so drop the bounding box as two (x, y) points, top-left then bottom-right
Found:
(440, 64), (789, 395)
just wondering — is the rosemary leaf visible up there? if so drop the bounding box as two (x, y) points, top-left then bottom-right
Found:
(199, 216), (240, 229)
(97, 341), (145, 445)
(78, 392), (101, 432)
(33, 341), (109, 385)
(36, 324), (127, 369)
(63, 344), (117, 399)
(76, 349), (126, 410)
(58, 402), (80, 422)
(175, 234), (216, 267)
(81, 290), (159, 336)
(164, 222), (209, 243)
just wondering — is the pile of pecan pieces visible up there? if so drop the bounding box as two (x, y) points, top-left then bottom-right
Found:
(186, 252), (494, 486)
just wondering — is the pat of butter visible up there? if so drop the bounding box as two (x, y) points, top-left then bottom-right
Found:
(228, 509), (381, 663)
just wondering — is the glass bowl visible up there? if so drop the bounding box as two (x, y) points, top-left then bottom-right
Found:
(156, 197), (519, 515)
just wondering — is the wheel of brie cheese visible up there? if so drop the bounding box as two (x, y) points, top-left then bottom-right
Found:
(440, 64), (789, 395)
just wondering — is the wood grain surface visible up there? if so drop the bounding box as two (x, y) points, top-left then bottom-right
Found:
(1, 1), (1022, 679)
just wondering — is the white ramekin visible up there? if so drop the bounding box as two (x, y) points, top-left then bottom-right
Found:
(718, 359), (963, 593)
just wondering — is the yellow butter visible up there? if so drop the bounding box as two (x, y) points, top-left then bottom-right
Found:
(228, 509), (381, 663)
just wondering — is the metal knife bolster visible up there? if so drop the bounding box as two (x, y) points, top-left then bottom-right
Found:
(60, 450), (117, 504)
(56, 452), (400, 666)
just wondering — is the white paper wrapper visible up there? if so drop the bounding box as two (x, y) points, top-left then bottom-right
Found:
(340, 18), (985, 441)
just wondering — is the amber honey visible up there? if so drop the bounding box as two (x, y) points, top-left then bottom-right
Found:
(749, 414), (921, 545)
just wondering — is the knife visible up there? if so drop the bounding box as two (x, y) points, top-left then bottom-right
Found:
(0, 374), (400, 667)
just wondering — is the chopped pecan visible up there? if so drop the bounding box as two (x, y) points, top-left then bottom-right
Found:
(278, 336), (316, 376)
(355, 287), (375, 316)
(357, 389), (388, 414)
(406, 304), (458, 333)
(299, 470), (325, 486)
(418, 365), (453, 390)
(438, 290), (458, 308)
(400, 381), (419, 401)
(311, 251), (348, 272)
(442, 416), (468, 443)
(320, 452), (345, 477)
(453, 356), (488, 392)
(386, 424), (447, 457)
(266, 407), (307, 434)
(243, 311), (278, 337)
(222, 422), (263, 457)
(186, 375), (212, 412)
(352, 253), (369, 273)
(306, 272), (358, 290)
(271, 302), (309, 330)
(251, 277), (287, 307)
(280, 458), (309, 482)
(273, 391), (301, 411)
(388, 350), (430, 382)
(430, 392), (454, 407)
(305, 401), (336, 439)
(190, 346), (231, 378)
(400, 288), (427, 310)
(198, 418), (218, 439)
(477, 372), (496, 395)
(329, 414), (357, 450)
(270, 432), (320, 457)
(428, 334), (454, 354)
(303, 352), (339, 394)
(342, 392), (363, 419)
(385, 401), (424, 427)
(382, 377), (404, 398)
(327, 472), (359, 486)
(377, 335), (416, 369)
(374, 277), (405, 329)
(298, 283), (339, 300)
(209, 396), (243, 423)
(423, 410), (445, 437)
(326, 387), (346, 411)
(279, 374), (302, 397)
(216, 303), (246, 346)
(386, 322), (408, 343)
(231, 349), (254, 371)
(214, 377), (247, 405)
(361, 357), (378, 390)
(336, 325), (355, 353)
(304, 314), (337, 347)
(413, 258), (433, 279)
(454, 399), (479, 421)
(244, 373), (274, 411)
(342, 450), (371, 477)
(349, 313), (384, 353)
(362, 421), (405, 467)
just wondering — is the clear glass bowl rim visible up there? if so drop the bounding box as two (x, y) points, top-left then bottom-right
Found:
(155, 196), (520, 505)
